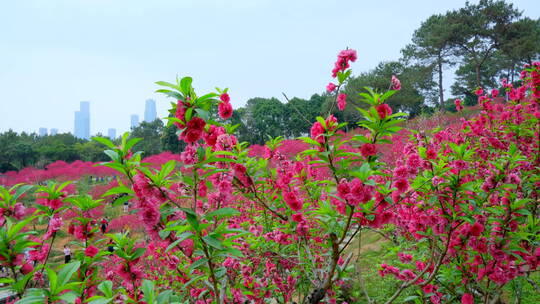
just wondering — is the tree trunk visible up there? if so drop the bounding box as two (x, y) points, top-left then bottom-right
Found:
(438, 58), (444, 111)
(511, 64), (515, 83)
(475, 65), (481, 88)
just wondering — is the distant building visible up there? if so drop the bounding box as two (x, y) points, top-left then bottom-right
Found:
(74, 101), (90, 139)
(130, 114), (139, 129)
(144, 99), (157, 122)
(107, 128), (117, 139)
(50, 128), (58, 135)
(38, 128), (48, 137)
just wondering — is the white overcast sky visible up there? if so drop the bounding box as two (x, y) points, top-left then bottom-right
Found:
(1, 0), (538, 135)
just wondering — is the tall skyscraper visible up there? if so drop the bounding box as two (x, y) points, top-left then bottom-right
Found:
(38, 128), (48, 136)
(144, 99), (157, 122)
(50, 128), (58, 135)
(74, 101), (90, 139)
(108, 128), (117, 139)
(130, 114), (139, 129)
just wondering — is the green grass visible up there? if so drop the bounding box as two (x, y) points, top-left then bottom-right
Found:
(339, 230), (540, 304)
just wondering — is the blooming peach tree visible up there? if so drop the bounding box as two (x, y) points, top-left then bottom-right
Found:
(0, 50), (538, 304)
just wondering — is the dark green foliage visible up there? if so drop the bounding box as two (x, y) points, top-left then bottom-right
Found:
(129, 119), (164, 156)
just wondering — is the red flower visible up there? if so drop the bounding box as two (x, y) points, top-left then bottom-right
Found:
(337, 93), (347, 111)
(426, 148), (437, 160)
(455, 99), (464, 111)
(391, 75), (401, 90)
(332, 49), (357, 78)
(310, 122), (324, 144)
(393, 178), (409, 193)
(469, 222), (484, 237)
(220, 93), (230, 103)
(85, 246), (99, 258)
(325, 115), (338, 132)
(218, 102), (233, 119)
(204, 125), (225, 147)
(187, 116), (205, 131)
(360, 143), (377, 157)
(174, 100), (189, 128)
(283, 191), (302, 211)
(461, 293), (474, 304)
(291, 213), (305, 223)
(48, 198), (63, 210)
(337, 180), (351, 198)
(326, 83), (337, 93)
(376, 104), (393, 119)
(181, 117), (206, 143)
(20, 262), (34, 275)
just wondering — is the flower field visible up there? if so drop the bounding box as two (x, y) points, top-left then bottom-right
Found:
(0, 49), (539, 304)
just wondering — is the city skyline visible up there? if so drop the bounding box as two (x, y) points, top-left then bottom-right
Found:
(144, 99), (157, 122)
(107, 128), (116, 139)
(74, 101), (90, 139)
(1, 1), (538, 135)
(21, 96), (167, 136)
(130, 114), (139, 129)
(26, 99), (161, 137)
(38, 127), (48, 137)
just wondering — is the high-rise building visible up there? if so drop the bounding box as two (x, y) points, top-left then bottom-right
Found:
(130, 114), (139, 129)
(108, 128), (117, 139)
(50, 128), (58, 135)
(74, 111), (82, 137)
(144, 99), (157, 122)
(74, 101), (90, 139)
(38, 128), (48, 137)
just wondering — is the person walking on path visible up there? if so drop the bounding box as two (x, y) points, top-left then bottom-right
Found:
(100, 217), (108, 233)
(63, 245), (71, 263)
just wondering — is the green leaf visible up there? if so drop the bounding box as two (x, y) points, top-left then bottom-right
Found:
(57, 261), (80, 287)
(13, 184), (33, 201)
(156, 290), (174, 303)
(8, 216), (35, 239)
(103, 150), (120, 162)
(299, 137), (321, 147)
(103, 185), (133, 197)
(204, 208), (240, 220)
(166, 231), (194, 253)
(125, 137), (143, 152)
(380, 90), (397, 102)
(160, 160), (176, 180)
(189, 258), (208, 272)
(87, 298), (112, 304)
(202, 236), (223, 250)
(97, 280), (113, 298)
(142, 280), (155, 303)
(14, 295), (46, 304)
(131, 247), (147, 260)
(93, 136), (116, 149)
(156, 89), (182, 99)
(47, 267), (58, 294)
(184, 210), (200, 232)
(195, 108), (210, 121)
(402, 295), (419, 303)
(155, 81), (179, 91)
(58, 291), (79, 303)
(180, 77), (193, 94)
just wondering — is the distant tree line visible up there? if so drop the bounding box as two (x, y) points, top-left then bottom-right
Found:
(1, 0), (537, 172)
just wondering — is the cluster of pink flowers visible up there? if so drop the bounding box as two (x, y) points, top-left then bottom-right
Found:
(337, 93), (347, 110)
(218, 93), (233, 119)
(331, 49), (357, 78)
(2, 51), (538, 304)
(391, 75), (401, 90)
(337, 178), (373, 205)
